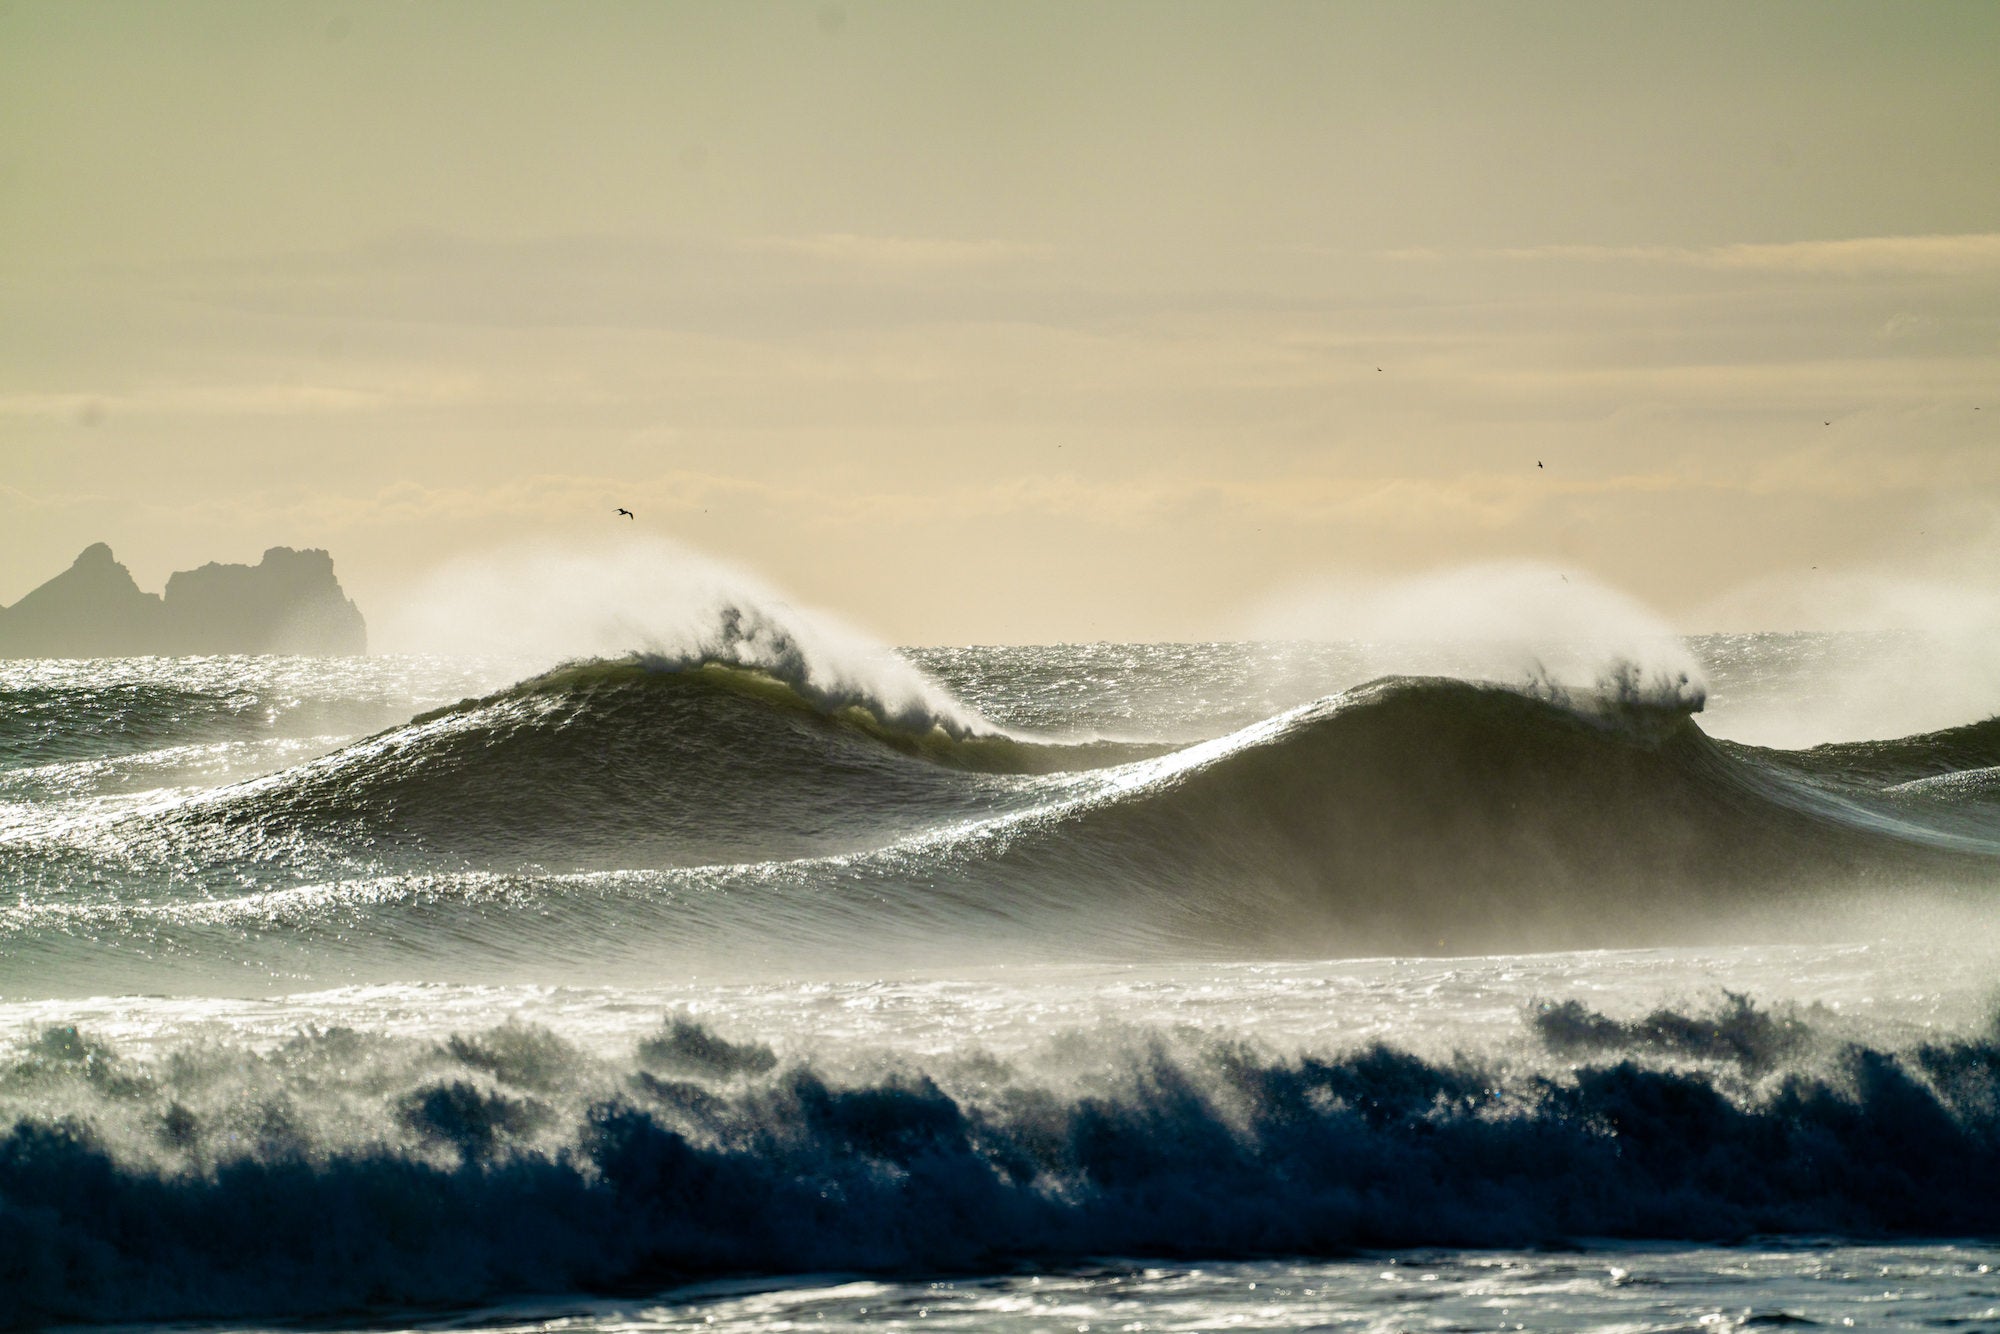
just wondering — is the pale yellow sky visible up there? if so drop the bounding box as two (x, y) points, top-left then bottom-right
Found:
(4, 1), (1998, 643)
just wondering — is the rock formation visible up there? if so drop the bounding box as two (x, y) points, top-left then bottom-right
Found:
(0, 544), (367, 658)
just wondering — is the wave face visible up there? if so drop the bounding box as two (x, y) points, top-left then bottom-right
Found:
(0, 655), (493, 798)
(4, 993), (1999, 1328)
(171, 660), (1060, 870)
(6, 640), (2000, 992)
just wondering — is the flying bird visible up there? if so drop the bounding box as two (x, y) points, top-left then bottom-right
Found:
(615, 507), (634, 519)
(1536, 460), (1544, 469)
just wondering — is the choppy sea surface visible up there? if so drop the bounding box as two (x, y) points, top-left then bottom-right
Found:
(5, 624), (2000, 1331)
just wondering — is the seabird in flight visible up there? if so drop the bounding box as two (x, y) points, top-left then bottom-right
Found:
(616, 507), (634, 519)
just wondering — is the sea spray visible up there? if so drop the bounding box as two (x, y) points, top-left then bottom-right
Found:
(1696, 548), (2000, 746)
(376, 537), (996, 737)
(1246, 561), (1708, 712)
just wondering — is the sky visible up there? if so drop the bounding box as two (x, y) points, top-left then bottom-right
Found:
(3, 0), (1997, 645)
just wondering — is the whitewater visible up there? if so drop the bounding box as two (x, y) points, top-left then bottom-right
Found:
(5, 562), (2000, 1331)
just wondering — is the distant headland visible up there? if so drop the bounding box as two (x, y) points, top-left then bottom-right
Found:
(0, 543), (367, 658)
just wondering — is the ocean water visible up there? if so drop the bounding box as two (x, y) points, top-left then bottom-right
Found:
(4, 622), (2000, 1331)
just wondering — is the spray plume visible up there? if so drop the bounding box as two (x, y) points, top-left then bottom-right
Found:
(1246, 561), (1707, 712)
(376, 537), (998, 738)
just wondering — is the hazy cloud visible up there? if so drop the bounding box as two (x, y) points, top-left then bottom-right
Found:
(1388, 234), (2000, 277)
(734, 233), (1045, 271)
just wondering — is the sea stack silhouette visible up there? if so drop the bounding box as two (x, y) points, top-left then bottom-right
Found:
(0, 543), (367, 657)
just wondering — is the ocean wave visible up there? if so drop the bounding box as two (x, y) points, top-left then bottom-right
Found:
(1021, 677), (2000, 954)
(0, 680), (275, 768)
(0, 657), (479, 772)
(5, 996), (2000, 1327)
(134, 655), (1162, 877)
(8, 668), (2000, 981)
(1761, 715), (2000, 788)
(120, 663), (1783, 883)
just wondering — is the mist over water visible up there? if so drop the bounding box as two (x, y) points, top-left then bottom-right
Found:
(377, 538), (997, 737)
(1247, 560), (1708, 713)
(1694, 548), (2000, 747)
(1250, 556), (2000, 749)
(6, 546), (2000, 1330)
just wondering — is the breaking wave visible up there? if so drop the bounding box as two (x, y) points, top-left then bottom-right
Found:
(5, 995), (2000, 1327)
